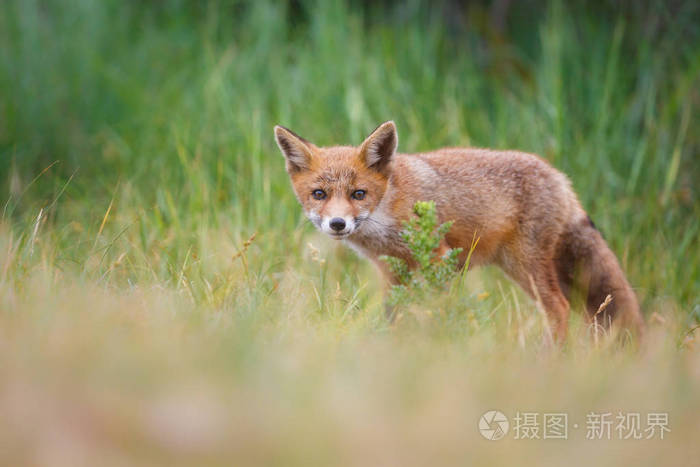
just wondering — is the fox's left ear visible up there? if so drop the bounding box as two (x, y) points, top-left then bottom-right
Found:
(359, 121), (397, 174)
(274, 125), (314, 173)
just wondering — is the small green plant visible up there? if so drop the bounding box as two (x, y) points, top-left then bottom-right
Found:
(380, 201), (467, 309)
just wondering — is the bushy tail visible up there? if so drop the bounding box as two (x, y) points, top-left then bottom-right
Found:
(554, 217), (645, 338)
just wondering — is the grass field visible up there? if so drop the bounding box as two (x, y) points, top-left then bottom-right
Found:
(1, 0), (699, 465)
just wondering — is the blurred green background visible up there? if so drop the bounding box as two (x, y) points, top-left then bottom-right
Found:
(1, 1), (700, 464)
(1, 0), (698, 313)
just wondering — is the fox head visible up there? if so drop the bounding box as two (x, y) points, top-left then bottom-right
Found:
(274, 121), (397, 239)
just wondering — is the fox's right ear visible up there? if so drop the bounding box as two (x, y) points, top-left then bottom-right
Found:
(274, 125), (313, 173)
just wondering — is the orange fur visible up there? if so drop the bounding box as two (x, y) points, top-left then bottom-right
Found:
(274, 121), (645, 343)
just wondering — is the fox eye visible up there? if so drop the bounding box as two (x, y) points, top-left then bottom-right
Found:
(311, 189), (326, 200)
(351, 190), (366, 200)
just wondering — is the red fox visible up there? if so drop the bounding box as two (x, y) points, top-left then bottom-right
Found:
(274, 121), (645, 342)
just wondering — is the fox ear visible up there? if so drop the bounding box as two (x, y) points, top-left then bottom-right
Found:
(274, 125), (313, 172)
(360, 121), (397, 174)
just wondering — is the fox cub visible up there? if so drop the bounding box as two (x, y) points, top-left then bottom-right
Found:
(274, 121), (644, 342)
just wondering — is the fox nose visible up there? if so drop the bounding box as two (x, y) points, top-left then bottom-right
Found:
(329, 218), (346, 232)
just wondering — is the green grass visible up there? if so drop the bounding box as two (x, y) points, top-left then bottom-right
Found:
(0, 0), (699, 464)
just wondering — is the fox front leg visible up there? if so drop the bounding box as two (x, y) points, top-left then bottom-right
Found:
(372, 259), (402, 323)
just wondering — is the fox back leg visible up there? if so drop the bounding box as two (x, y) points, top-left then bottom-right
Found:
(497, 242), (572, 344)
